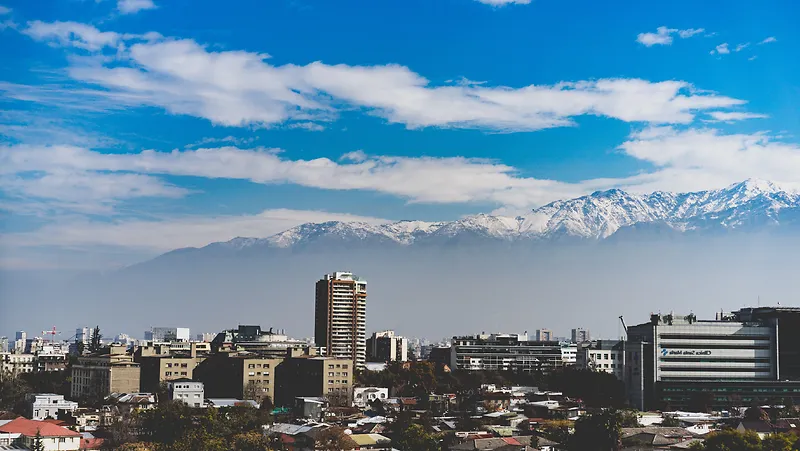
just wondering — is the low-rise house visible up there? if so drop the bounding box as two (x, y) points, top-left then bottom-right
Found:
(353, 387), (389, 408)
(621, 427), (699, 449)
(27, 393), (79, 421)
(0, 417), (82, 450)
(296, 397), (329, 420)
(349, 433), (391, 450)
(450, 436), (540, 450)
(736, 420), (773, 439)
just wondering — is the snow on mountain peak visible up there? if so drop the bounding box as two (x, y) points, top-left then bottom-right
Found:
(208, 180), (800, 249)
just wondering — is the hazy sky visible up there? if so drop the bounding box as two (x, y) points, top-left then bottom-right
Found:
(0, 0), (799, 270)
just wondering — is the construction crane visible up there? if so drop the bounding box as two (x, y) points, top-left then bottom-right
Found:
(41, 326), (61, 343)
(619, 316), (628, 339)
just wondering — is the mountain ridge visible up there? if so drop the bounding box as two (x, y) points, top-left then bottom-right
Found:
(188, 178), (800, 252)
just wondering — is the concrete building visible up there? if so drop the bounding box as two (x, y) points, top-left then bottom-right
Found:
(0, 337), (7, 353)
(70, 345), (140, 399)
(626, 308), (800, 411)
(211, 325), (306, 357)
(353, 387), (389, 408)
(13, 331), (26, 354)
(576, 340), (625, 379)
(535, 329), (553, 341)
(366, 330), (408, 363)
(145, 327), (190, 342)
(571, 328), (590, 343)
(0, 353), (35, 377)
(35, 343), (68, 373)
(450, 333), (565, 373)
(560, 343), (578, 365)
(27, 393), (79, 420)
(315, 271), (367, 369)
(138, 352), (205, 393)
(195, 354), (283, 403)
(274, 355), (354, 407)
(168, 379), (204, 408)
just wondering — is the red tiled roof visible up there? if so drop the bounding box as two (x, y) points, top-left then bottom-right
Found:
(0, 417), (81, 437)
(42, 419), (67, 426)
(501, 437), (521, 445)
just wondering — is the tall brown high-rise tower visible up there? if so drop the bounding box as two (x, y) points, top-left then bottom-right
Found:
(315, 272), (367, 368)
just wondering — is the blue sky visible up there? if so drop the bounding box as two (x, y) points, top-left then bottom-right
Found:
(0, 0), (798, 269)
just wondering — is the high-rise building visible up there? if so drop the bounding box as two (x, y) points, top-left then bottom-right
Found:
(366, 330), (408, 363)
(13, 331), (26, 354)
(535, 329), (553, 341)
(571, 328), (590, 343)
(314, 272), (367, 369)
(145, 327), (190, 342)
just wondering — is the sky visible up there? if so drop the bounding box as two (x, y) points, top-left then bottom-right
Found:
(0, 0), (799, 271)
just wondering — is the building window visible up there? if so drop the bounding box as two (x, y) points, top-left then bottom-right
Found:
(165, 372), (172, 376)
(248, 364), (255, 369)
(342, 372), (348, 376)
(248, 372), (255, 376)
(264, 364), (270, 368)
(328, 365), (334, 369)
(329, 380), (334, 384)
(329, 372), (334, 377)
(343, 364), (348, 369)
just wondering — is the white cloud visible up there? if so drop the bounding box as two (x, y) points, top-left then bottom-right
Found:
(22, 21), (122, 51)
(678, 28), (705, 38)
(735, 42), (750, 52)
(637, 26), (705, 46)
(117, 0), (157, 14)
(474, 0), (531, 5)
(0, 5), (11, 15)
(759, 36), (777, 44)
(749, 55), (758, 61)
(710, 43), (730, 55)
(14, 23), (746, 132)
(707, 111), (767, 122)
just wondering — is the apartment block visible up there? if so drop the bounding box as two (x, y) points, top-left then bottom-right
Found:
(194, 354), (283, 403)
(138, 355), (205, 393)
(70, 345), (140, 399)
(450, 333), (565, 373)
(315, 272), (367, 369)
(367, 330), (408, 363)
(274, 356), (354, 407)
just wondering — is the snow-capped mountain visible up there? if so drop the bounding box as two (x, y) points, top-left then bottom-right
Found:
(206, 179), (800, 251)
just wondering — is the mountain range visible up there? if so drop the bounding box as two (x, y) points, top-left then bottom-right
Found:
(185, 178), (800, 255)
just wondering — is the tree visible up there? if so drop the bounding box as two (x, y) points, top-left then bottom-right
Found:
(661, 414), (681, 427)
(232, 431), (272, 451)
(258, 395), (274, 424)
(618, 410), (640, 427)
(569, 410), (622, 451)
(394, 424), (439, 451)
(31, 430), (45, 451)
(761, 433), (796, 451)
(0, 374), (32, 413)
(315, 427), (355, 451)
(690, 429), (762, 451)
(89, 326), (102, 353)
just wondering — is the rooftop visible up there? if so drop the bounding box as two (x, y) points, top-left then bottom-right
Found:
(0, 417), (81, 437)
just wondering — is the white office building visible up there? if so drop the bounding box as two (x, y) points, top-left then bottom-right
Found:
(560, 343), (577, 365)
(145, 327), (191, 342)
(168, 380), (205, 408)
(576, 340), (625, 380)
(450, 333), (565, 373)
(27, 393), (79, 420)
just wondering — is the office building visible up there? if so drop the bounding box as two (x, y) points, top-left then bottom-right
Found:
(0, 353), (35, 377)
(450, 333), (565, 373)
(27, 393), (79, 420)
(195, 354), (283, 403)
(274, 355), (354, 407)
(571, 328), (590, 343)
(535, 329), (553, 341)
(211, 325), (306, 357)
(561, 343), (578, 365)
(13, 331), (26, 354)
(314, 272), (367, 368)
(168, 380), (205, 408)
(625, 308), (800, 411)
(576, 340), (624, 379)
(138, 350), (205, 393)
(70, 345), (140, 399)
(366, 330), (408, 363)
(145, 327), (191, 342)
